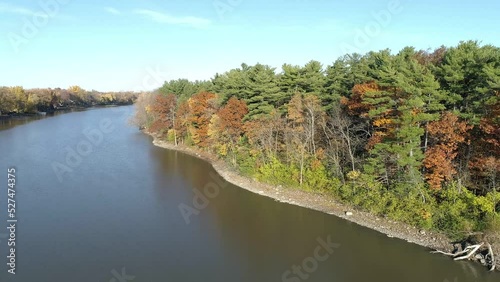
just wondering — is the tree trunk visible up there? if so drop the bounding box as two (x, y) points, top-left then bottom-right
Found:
(299, 148), (304, 186)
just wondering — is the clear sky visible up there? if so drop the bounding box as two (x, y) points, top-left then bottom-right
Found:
(1, 0), (499, 92)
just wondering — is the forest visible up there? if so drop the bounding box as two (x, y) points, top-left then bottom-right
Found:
(0, 85), (137, 115)
(134, 41), (499, 240)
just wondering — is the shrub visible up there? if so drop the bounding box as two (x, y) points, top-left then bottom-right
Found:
(257, 157), (300, 187)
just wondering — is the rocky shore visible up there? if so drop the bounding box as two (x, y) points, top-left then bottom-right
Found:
(149, 134), (499, 272)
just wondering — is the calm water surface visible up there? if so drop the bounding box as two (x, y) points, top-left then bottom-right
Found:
(0, 106), (497, 282)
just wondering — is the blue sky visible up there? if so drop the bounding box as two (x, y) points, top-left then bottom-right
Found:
(1, 0), (499, 92)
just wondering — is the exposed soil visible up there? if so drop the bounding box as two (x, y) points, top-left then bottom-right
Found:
(149, 133), (499, 272)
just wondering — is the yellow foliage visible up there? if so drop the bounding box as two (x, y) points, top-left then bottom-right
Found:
(207, 114), (221, 139)
(68, 85), (84, 93)
(347, 170), (361, 180)
(421, 209), (432, 220)
(218, 143), (228, 156)
(100, 93), (115, 103)
(373, 118), (393, 127)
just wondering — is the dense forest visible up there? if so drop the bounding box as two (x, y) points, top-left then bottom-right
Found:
(134, 41), (499, 240)
(0, 85), (137, 115)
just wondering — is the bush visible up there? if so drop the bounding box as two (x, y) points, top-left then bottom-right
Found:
(303, 162), (333, 191)
(257, 157), (300, 187)
(432, 183), (499, 238)
(235, 149), (258, 176)
(166, 129), (176, 142)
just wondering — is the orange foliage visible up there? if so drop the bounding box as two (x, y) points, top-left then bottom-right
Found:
(366, 131), (386, 150)
(342, 82), (380, 116)
(344, 82), (398, 149)
(174, 100), (190, 141)
(149, 94), (176, 135)
(217, 97), (248, 138)
(373, 118), (393, 127)
(423, 112), (471, 190)
(188, 92), (217, 147)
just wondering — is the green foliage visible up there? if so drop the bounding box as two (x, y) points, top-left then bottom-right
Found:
(166, 129), (176, 142)
(437, 40), (500, 124)
(212, 63), (280, 120)
(235, 148), (258, 176)
(432, 183), (500, 238)
(303, 162), (332, 191)
(331, 174), (434, 229)
(257, 157), (300, 187)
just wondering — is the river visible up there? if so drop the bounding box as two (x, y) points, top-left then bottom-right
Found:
(0, 106), (497, 282)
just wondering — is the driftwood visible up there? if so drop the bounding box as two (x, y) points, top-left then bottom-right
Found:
(432, 242), (497, 271)
(486, 243), (496, 271)
(430, 244), (482, 258)
(454, 244), (483, 261)
(431, 250), (456, 256)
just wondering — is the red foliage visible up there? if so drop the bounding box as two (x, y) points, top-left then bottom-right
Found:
(217, 97), (248, 138)
(149, 94), (176, 134)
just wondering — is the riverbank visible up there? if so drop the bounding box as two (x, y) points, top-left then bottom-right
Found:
(147, 132), (499, 272)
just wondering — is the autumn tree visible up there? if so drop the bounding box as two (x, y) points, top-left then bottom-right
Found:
(423, 112), (470, 190)
(68, 85), (92, 106)
(209, 97), (248, 164)
(174, 100), (191, 144)
(244, 109), (284, 162)
(131, 92), (157, 129)
(188, 92), (218, 147)
(149, 94), (177, 139)
(284, 93), (325, 185)
(468, 98), (500, 193)
(0, 87), (17, 114)
(414, 46), (447, 67)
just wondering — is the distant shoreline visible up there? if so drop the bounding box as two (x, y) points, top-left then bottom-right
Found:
(0, 104), (131, 120)
(146, 132), (500, 271)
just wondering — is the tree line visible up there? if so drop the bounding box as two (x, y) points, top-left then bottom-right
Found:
(134, 41), (499, 239)
(0, 85), (137, 115)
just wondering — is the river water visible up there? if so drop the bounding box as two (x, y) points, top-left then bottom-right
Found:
(0, 106), (497, 282)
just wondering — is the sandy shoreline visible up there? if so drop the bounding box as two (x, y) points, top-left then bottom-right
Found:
(149, 133), (499, 271)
